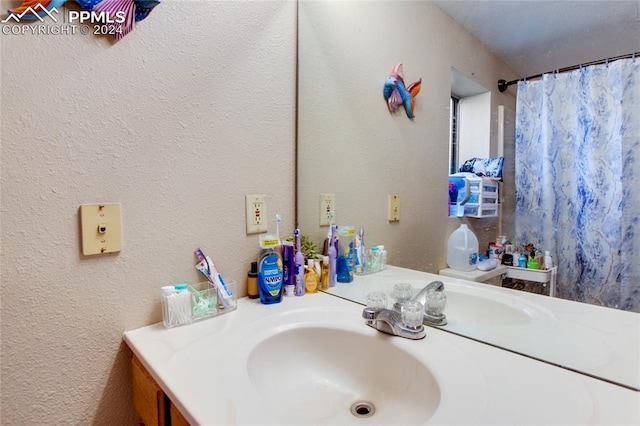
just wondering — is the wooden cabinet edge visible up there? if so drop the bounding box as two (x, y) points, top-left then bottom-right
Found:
(132, 355), (190, 426)
(171, 402), (190, 426)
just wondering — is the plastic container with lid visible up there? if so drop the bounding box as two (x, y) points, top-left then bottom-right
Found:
(446, 224), (479, 271)
(161, 284), (193, 328)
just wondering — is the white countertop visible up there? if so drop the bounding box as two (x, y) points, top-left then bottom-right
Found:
(124, 292), (640, 425)
(329, 266), (640, 391)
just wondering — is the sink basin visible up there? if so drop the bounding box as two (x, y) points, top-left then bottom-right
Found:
(162, 303), (488, 425)
(445, 288), (552, 326)
(247, 326), (440, 424)
(326, 269), (556, 330)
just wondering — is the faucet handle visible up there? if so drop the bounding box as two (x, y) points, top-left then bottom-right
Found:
(365, 291), (388, 309)
(401, 301), (425, 329)
(392, 283), (413, 308)
(425, 291), (447, 316)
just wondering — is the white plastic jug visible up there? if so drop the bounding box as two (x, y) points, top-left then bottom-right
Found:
(447, 224), (479, 271)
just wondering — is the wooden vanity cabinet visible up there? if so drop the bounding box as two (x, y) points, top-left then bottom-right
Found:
(132, 355), (190, 426)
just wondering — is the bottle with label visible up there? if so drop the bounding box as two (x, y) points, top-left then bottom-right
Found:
(282, 241), (295, 296)
(320, 256), (329, 290)
(247, 261), (259, 299)
(518, 253), (528, 268)
(304, 259), (319, 293)
(544, 251), (553, 270)
(535, 250), (544, 269)
(446, 224), (479, 271)
(258, 236), (284, 304)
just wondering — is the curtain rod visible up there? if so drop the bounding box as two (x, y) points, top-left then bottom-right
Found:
(497, 52), (638, 92)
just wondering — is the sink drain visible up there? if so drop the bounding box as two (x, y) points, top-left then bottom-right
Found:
(350, 400), (376, 418)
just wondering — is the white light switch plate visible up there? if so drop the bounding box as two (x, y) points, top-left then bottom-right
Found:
(80, 204), (122, 255)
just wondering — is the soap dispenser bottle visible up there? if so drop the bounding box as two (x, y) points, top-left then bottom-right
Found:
(257, 234), (284, 305)
(320, 256), (330, 290)
(304, 259), (319, 293)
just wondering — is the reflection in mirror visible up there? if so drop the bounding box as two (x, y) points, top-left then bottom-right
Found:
(326, 265), (640, 390)
(449, 67), (491, 173)
(297, 1), (639, 391)
(297, 0), (514, 274)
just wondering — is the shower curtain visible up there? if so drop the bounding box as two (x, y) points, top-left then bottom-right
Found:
(515, 57), (639, 312)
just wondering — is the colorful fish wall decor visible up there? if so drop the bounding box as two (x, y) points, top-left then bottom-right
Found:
(383, 63), (422, 119)
(7, 0), (160, 39)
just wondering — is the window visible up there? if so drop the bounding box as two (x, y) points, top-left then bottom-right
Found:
(449, 96), (460, 174)
(449, 67), (491, 175)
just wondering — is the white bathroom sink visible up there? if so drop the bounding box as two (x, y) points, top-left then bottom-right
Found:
(444, 286), (555, 327)
(124, 293), (640, 425)
(155, 300), (487, 425)
(247, 326), (440, 424)
(327, 267), (556, 330)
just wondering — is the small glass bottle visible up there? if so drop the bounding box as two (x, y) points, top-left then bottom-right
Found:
(247, 261), (259, 299)
(304, 259), (319, 293)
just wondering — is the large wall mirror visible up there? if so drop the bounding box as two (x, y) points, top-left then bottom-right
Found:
(296, 0), (639, 391)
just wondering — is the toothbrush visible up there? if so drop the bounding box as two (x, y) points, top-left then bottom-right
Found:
(275, 214), (282, 241)
(205, 256), (234, 309)
(328, 224), (338, 287)
(294, 228), (306, 296)
(194, 248), (234, 309)
(356, 227), (365, 273)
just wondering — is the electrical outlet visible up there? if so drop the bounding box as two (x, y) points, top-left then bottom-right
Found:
(319, 193), (335, 226)
(245, 194), (268, 234)
(388, 195), (400, 221)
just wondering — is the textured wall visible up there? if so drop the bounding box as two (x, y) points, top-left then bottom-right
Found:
(297, 1), (519, 273)
(0, 1), (296, 423)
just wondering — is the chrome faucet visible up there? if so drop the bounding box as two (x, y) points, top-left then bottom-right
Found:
(362, 307), (426, 340)
(412, 280), (448, 326)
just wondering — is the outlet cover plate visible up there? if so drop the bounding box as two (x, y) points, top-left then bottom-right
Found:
(319, 193), (335, 226)
(245, 194), (268, 234)
(80, 204), (122, 255)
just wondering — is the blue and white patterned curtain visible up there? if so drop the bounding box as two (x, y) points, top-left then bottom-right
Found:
(515, 57), (640, 312)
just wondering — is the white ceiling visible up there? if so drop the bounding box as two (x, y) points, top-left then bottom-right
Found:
(433, 0), (640, 78)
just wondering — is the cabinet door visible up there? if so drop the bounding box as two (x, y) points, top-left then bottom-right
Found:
(170, 403), (190, 426)
(132, 355), (167, 426)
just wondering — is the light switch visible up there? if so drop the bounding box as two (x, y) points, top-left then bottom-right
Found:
(80, 204), (122, 255)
